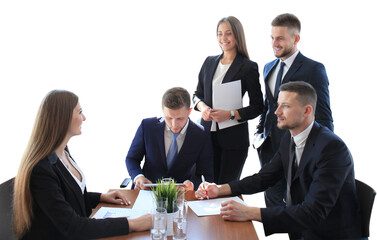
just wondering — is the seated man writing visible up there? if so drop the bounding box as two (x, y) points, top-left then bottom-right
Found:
(196, 81), (364, 239)
(126, 87), (214, 190)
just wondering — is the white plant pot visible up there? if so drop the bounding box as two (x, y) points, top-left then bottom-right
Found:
(166, 211), (179, 236)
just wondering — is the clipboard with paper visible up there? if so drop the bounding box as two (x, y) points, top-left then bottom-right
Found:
(213, 80), (243, 130)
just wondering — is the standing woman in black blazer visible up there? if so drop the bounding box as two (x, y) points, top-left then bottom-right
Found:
(13, 90), (151, 240)
(193, 16), (263, 184)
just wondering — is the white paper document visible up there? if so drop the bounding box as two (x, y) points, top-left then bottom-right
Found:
(92, 207), (148, 219)
(132, 190), (155, 211)
(187, 196), (246, 216)
(213, 80), (243, 130)
(92, 190), (154, 220)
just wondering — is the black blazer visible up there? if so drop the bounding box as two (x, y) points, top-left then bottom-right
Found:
(257, 52), (333, 148)
(23, 153), (129, 240)
(193, 53), (263, 149)
(230, 122), (363, 238)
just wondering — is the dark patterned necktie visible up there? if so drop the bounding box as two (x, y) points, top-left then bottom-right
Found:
(274, 61), (285, 98)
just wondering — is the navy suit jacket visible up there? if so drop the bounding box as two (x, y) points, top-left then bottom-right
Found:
(257, 52), (333, 148)
(126, 117), (214, 189)
(23, 152), (129, 240)
(230, 122), (363, 239)
(193, 53), (263, 149)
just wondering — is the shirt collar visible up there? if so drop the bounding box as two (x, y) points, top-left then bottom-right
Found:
(164, 118), (190, 135)
(280, 50), (299, 69)
(292, 120), (314, 147)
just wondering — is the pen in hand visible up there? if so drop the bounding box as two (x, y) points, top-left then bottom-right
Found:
(201, 175), (209, 200)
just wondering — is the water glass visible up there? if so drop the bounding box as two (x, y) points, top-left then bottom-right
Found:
(173, 216), (187, 240)
(177, 200), (188, 219)
(151, 207), (167, 240)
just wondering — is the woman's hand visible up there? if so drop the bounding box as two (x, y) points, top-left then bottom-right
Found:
(201, 107), (213, 121)
(210, 109), (231, 123)
(100, 190), (131, 206)
(197, 102), (213, 121)
(128, 213), (152, 232)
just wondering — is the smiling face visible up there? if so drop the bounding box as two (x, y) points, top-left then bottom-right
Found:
(67, 102), (86, 137)
(163, 106), (189, 134)
(271, 26), (299, 61)
(275, 91), (312, 136)
(217, 22), (237, 53)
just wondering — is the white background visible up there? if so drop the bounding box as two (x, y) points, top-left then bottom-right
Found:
(1, 0), (376, 239)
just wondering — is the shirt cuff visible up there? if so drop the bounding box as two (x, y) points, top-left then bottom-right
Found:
(134, 174), (145, 182)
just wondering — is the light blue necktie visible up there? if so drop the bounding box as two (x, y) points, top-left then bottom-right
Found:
(166, 132), (179, 169)
(274, 61), (286, 98)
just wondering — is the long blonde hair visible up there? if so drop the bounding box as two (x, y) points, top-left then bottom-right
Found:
(217, 16), (250, 60)
(13, 90), (78, 238)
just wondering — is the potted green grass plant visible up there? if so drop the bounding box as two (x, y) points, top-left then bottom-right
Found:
(152, 178), (184, 236)
(152, 178), (179, 213)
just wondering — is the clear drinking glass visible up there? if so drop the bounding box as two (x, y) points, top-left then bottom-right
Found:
(173, 216), (187, 240)
(151, 207), (167, 240)
(177, 199), (188, 218)
(173, 200), (187, 240)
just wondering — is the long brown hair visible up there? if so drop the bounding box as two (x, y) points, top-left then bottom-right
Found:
(217, 16), (250, 60)
(13, 90), (78, 238)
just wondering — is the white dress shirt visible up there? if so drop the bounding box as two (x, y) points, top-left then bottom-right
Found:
(59, 150), (86, 194)
(292, 121), (314, 166)
(164, 119), (189, 156)
(268, 50), (300, 95)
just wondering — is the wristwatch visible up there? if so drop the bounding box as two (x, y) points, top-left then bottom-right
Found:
(230, 110), (235, 120)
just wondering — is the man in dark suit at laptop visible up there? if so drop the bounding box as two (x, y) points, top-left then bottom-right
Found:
(126, 87), (213, 190)
(255, 13), (334, 207)
(196, 82), (363, 240)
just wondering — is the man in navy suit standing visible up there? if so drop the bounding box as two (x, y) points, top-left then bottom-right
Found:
(196, 82), (363, 240)
(126, 87), (213, 190)
(255, 13), (334, 207)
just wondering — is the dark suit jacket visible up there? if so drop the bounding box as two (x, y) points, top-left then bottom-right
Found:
(257, 52), (333, 149)
(23, 153), (129, 240)
(230, 122), (363, 239)
(126, 117), (214, 189)
(193, 53), (263, 149)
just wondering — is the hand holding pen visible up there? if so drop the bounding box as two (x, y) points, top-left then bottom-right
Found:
(195, 176), (219, 200)
(201, 175), (209, 200)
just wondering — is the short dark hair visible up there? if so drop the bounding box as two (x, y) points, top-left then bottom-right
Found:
(271, 13), (301, 35)
(162, 87), (190, 110)
(280, 81), (317, 112)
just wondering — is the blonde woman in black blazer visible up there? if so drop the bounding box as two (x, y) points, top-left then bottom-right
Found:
(13, 90), (151, 240)
(193, 16), (263, 184)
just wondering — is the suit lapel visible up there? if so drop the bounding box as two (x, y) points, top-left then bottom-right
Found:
(264, 59), (279, 100)
(49, 154), (87, 215)
(205, 54), (222, 107)
(282, 52), (304, 84)
(222, 54), (243, 84)
(292, 122), (321, 181)
(156, 119), (168, 170)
